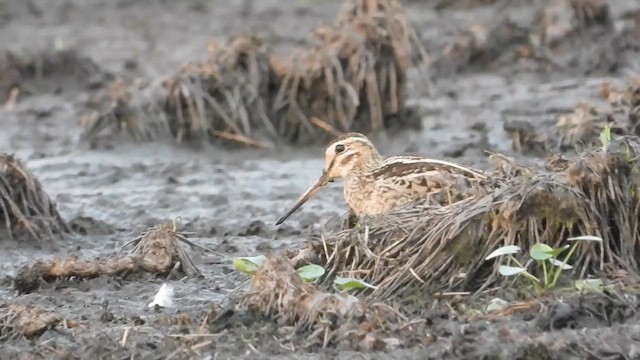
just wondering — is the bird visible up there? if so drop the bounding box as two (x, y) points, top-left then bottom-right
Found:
(275, 132), (489, 225)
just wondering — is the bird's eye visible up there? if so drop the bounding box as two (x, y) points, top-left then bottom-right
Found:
(335, 144), (346, 153)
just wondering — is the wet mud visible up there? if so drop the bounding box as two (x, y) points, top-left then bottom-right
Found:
(1, 0), (640, 359)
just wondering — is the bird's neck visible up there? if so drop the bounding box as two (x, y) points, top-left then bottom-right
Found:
(342, 155), (383, 215)
(346, 153), (384, 179)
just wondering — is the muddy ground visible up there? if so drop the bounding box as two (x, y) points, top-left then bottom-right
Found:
(1, 0), (640, 359)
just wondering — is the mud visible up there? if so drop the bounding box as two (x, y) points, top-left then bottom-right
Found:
(1, 0), (640, 359)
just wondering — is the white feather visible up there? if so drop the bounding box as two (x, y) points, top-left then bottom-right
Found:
(148, 283), (174, 308)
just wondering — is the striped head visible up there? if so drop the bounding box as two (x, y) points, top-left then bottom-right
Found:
(322, 132), (382, 178)
(275, 133), (382, 225)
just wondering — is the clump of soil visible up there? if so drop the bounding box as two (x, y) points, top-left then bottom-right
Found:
(0, 304), (69, 340)
(0, 153), (69, 243)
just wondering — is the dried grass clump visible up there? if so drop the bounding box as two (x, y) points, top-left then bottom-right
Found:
(273, 0), (429, 144)
(162, 35), (275, 146)
(0, 153), (69, 242)
(82, 36), (273, 148)
(81, 0), (429, 147)
(13, 221), (209, 293)
(238, 255), (422, 350)
(312, 136), (640, 300)
(80, 77), (164, 143)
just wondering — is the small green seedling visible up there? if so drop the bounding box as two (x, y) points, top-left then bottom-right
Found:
(485, 235), (603, 294)
(232, 255), (378, 290)
(296, 264), (326, 282)
(333, 277), (378, 291)
(232, 255), (267, 276)
(232, 255), (326, 282)
(575, 278), (605, 293)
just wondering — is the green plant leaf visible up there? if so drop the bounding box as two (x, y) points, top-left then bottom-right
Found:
(296, 264), (325, 282)
(545, 244), (570, 257)
(600, 124), (611, 148)
(548, 258), (573, 270)
(530, 243), (554, 261)
(232, 255), (267, 276)
(567, 235), (603, 242)
(575, 279), (604, 292)
(334, 277), (378, 290)
(498, 265), (527, 276)
(485, 245), (521, 260)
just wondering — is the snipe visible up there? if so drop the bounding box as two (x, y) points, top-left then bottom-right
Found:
(276, 132), (488, 225)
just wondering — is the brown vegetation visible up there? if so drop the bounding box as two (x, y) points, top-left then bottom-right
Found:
(80, 0), (429, 148)
(0, 153), (69, 242)
(304, 135), (640, 300)
(237, 255), (424, 350)
(13, 221), (210, 293)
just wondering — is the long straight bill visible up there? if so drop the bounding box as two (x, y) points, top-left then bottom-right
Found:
(276, 172), (331, 225)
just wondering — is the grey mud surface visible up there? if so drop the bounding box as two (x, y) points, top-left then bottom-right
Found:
(1, 0), (640, 359)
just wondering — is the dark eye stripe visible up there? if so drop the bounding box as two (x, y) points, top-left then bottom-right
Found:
(339, 153), (355, 166)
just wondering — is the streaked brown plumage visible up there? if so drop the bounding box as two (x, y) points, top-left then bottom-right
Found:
(276, 132), (488, 225)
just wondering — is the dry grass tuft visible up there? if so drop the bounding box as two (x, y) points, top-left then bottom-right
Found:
(119, 220), (210, 277)
(273, 0), (430, 144)
(242, 255), (361, 331)
(311, 136), (640, 300)
(13, 220), (209, 293)
(80, 77), (162, 142)
(161, 35), (275, 146)
(80, 0), (429, 147)
(0, 153), (69, 242)
(238, 254), (421, 350)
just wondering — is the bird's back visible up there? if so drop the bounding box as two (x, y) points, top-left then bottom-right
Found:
(345, 156), (488, 215)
